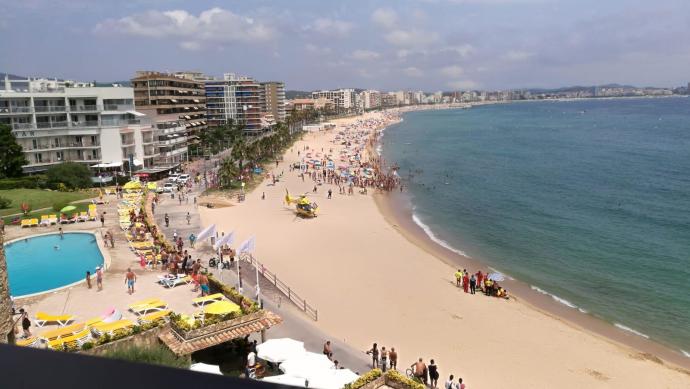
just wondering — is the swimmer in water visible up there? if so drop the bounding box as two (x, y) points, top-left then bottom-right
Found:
(53, 245), (60, 250)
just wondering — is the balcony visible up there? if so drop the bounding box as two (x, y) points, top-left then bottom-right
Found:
(103, 104), (135, 111)
(12, 118), (152, 131)
(24, 142), (100, 151)
(36, 121), (69, 129)
(34, 106), (67, 113)
(0, 106), (33, 114)
(69, 105), (99, 112)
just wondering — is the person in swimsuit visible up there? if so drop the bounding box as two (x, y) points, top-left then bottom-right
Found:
(198, 273), (209, 296)
(125, 268), (136, 294)
(389, 347), (397, 370)
(380, 346), (388, 372)
(428, 359), (439, 388)
(366, 343), (379, 368)
(323, 341), (333, 360)
(412, 358), (427, 384)
(96, 266), (103, 291)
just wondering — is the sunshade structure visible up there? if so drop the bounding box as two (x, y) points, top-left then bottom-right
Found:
(190, 363), (222, 375)
(279, 352), (335, 378)
(60, 205), (76, 213)
(203, 300), (241, 316)
(256, 338), (306, 363)
(123, 181), (142, 191)
(308, 369), (360, 389)
(262, 374), (308, 387)
(146, 182), (157, 190)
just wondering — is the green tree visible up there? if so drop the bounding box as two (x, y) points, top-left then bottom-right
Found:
(0, 124), (28, 179)
(46, 162), (92, 189)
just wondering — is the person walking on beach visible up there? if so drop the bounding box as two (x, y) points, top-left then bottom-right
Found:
(366, 343), (379, 368)
(198, 272), (209, 297)
(380, 346), (388, 372)
(100, 212), (105, 227)
(125, 268), (136, 294)
(85, 271), (92, 289)
(96, 266), (103, 291)
(328, 189), (332, 199)
(186, 212), (191, 225)
(470, 274), (477, 294)
(389, 347), (397, 370)
(445, 375), (455, 389)
(164, 213), (170, 227)
(457, 377), (466, 389)
(455, 269), (463, 288)
(429, 359), (439, 388)
(323, 341), (333, 360)
(189, 233), (196, 248)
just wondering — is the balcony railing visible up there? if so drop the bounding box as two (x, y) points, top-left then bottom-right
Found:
(103, 104), (135, 111)
(36, 121), (69, 129)
(34, 106), (67, 113)
(13, 118), (152, 131)
(25, 142), (100, 151)
(0, 107), (33, 114)
(69, 105), (99, 112)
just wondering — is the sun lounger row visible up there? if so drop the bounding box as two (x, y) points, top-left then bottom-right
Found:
(20, 218), (39, 228)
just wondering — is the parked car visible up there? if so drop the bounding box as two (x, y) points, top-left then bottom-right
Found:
(178, 174), (190, 184)
(161, 182), (175, 193)
(168, 173), (180, 182)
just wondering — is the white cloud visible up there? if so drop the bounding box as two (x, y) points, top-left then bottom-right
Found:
(385, 29), (438, 48)
(441, 65), (464, 77)
(310, 18), (353, 37)
(503, 50), (534, 61)
(447, 80), (479, 89)
(305, 44), (332, 55)
(351, 49), (381, 60)
(440, 44), (475, 57)
(371, 8), (397, 29)
(403, 67), (424, 77)
(94, 7), (273, 50)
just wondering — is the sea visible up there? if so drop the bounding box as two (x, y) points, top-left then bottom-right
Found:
(381, 97), (690, 355)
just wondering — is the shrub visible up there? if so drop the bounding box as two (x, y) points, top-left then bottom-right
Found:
(46, 162), (92, 190)
(96, 333), (111, 346)
(81, 342), (94, 351)
(0, 196), (11, 209)
(345, 369), (382, 389)
(0, 175), (47, 190)
(385, 370), (426, 389)
(102, 344), (190, 369)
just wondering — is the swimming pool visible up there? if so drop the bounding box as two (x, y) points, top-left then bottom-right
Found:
(5, 232), (104, 297)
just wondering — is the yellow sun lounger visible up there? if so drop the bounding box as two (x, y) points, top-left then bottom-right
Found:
(39, 323), (85, 341)
(30, 218), (39, 227)
(129, 301), (168, 316)
(203, 300), (241, 316)
(35, 312), (75, 327)
(137, 310), (171, 325)
(91, 319), (135, 337)
(21, 219), (32, 228)
(48, 328), (92, 350)
(16, 337), (39, 347)
(192, 293), (225, 307)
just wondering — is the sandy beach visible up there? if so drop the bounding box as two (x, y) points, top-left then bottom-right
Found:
(199, 110), (690, 388)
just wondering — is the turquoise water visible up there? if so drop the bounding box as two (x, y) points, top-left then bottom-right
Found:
(6, 232), (104, 297)
(382, 97), (690, 353)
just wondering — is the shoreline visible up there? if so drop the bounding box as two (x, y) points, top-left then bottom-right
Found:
(373, 190), (690, 372)
(200, 109), (690, 387)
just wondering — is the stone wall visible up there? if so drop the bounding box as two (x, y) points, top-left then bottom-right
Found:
(81, 325), (166, 356)
(0, 234), (15, 344)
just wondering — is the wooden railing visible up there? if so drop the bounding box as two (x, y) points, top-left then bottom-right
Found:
(240, 253), (319, 321)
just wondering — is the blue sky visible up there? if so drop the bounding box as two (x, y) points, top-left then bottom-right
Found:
(1, 0), (689, 91)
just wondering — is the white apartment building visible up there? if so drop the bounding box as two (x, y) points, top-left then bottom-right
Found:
(360, 90), (381, 110)
(0, 76), (152, 173)
(311, 89), (356, 110)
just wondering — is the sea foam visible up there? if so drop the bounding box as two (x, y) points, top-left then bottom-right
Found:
(681, 350), (690, 358)
(530, 285), (581, 310)
(412, 213), (470, 258)
(614, 323), (650, 339)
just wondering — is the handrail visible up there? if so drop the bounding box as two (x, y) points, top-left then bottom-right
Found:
(240, 253), (318, 321)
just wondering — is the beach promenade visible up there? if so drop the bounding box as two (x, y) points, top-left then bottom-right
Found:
(198, 111), (690, 388)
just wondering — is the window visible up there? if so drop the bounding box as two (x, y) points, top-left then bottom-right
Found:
(56, 151), (63, 161)
(75, 136), (82, 145)
(92, 149), (98, 159)
(36, 153), (42, 163)
(77, 150), (83, 159)
(91, 136), (97, 144)
(32, 139), (37, 149)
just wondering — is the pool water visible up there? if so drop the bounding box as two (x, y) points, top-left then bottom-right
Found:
(5, 232), (104, 297)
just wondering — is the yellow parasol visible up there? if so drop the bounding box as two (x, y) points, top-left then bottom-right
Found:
(123, 181), (142, 191)
(203, 300), (241, 316)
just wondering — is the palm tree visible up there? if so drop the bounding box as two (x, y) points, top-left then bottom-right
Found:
(0, 233), (15, 344)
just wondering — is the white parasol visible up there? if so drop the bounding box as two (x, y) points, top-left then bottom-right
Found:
(256, 338), (307, 363)
(279, 352), (335, 378)
(190, 363), (222, 375)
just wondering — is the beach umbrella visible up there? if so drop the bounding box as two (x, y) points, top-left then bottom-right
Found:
(123, 181), (142, 190)
(203, 300), (241, 316)
(262, 374), (308, 387)
(308, 369), (359, 389)
(488, 272), (506, 282)
(190, 363), (222, 375)
(279, 352), (335, 378)
(256, 338), (306, 363)
(60, 205), (76, 213)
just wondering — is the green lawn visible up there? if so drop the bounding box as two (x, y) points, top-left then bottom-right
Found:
(0, 188), (95, 217)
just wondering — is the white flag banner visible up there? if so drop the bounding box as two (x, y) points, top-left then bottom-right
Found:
(238, 235), (256, 253)
(196, 224), (217, 242)
(213, 231), (235, 250)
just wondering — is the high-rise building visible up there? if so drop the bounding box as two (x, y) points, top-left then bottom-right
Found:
(205, 73), (262, 134)
(359, 90), (381, 110)
(131, 71), (207, 165)
(0, 75), (153, 173)
(311, 89), (356, 111)
(259, 81), (286, 123)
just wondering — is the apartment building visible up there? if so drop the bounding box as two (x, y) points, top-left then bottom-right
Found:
(131, 71), (207, 165)
(359, 90), (382, 110)
(311, 89), (356, 111)
(0, 75), (152, 173)
(205, 73), (262, 134)
(259, 81), (286, 123)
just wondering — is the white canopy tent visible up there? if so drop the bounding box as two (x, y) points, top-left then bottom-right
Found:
(256, 338), (306, 363)
(308, 369), (359, 389)
(262, 374), (308, 387)
(279, 352), (335, 379)
(189, 363), (222, 375)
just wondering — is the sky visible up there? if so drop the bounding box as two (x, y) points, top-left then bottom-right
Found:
(1, 0), (689, 91)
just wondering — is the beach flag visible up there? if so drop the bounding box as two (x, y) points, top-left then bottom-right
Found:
(213, 231), (235, 250)
(196, 224), (217, 242)
(238, 236), (256, 253)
